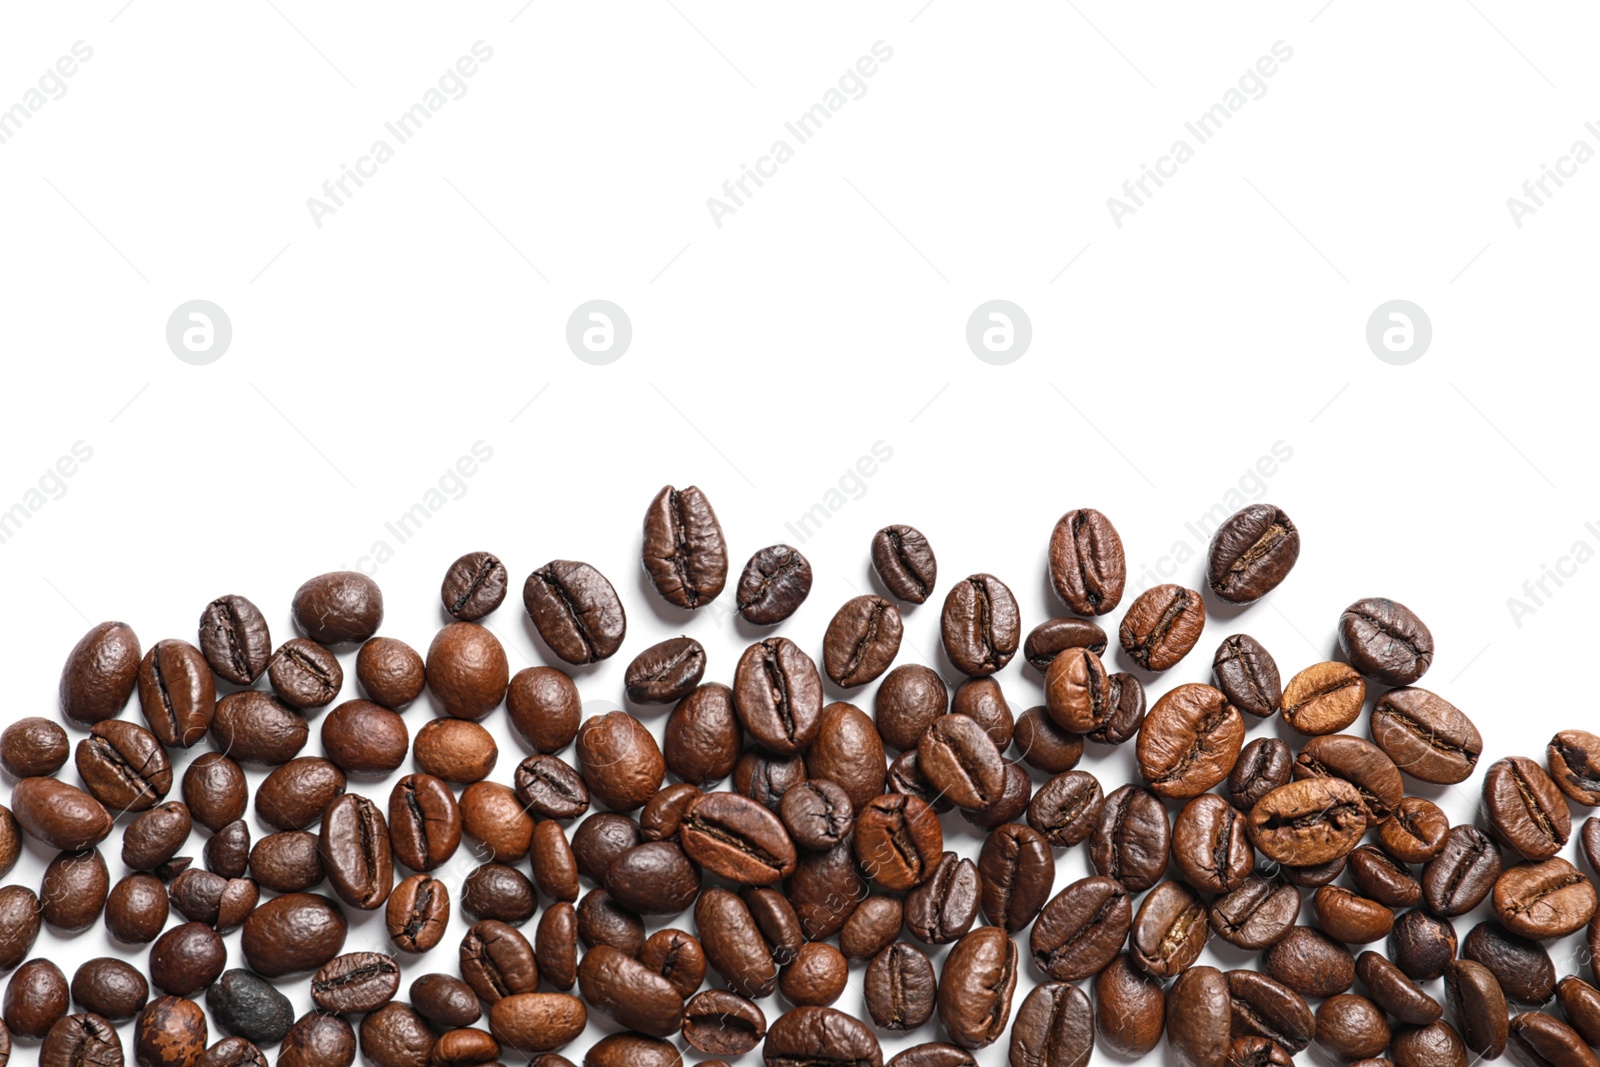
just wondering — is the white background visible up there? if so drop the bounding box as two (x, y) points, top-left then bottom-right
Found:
(0, 1), (1596, 1063)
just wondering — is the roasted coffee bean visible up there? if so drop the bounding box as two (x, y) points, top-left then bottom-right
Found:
(855, 794), (942, 892)
(1168, 966), (1232, 1067)
(321, 698), (407, 776)
(135, 995), (209, 1067)
(1558, 977), (1600, 1047)
(886, 749), (949, 814)
(1009, 981), (1093, 1067)
(736, 544), (812, 624)
(638, 928), (705, 998)
(241, 893), (347, 979)
(212, 690), (310, 766)
(1585, 817), (1600, 875)
(732, 638), (823, 756)
(1138, 683), (1243, 798)
(1043, 648), (1111, 733)
(1207, 504), (1299, 603)
(1030, 875), (1131, 982)
(1129, 880), (1208, 978)
(269, 638), (344, 711)
(533, 902), (577, 991)
(149, 922), (226, 996)
(1316, 994), (1391, 1062)
(360, 1002), (438, 1067)
(508, 757), (586, 822)
(684, 989), (767, 1054)
(744, 888), (804, 967)
(169, 868), (258, 931)
(381, 776), (458, 877)
(1314, 885), (1395, 943)
(1284, 854), (1347, 887)
(198, 594), (271, 685)
(122, 801), (191, 873)
(576, 889), (645, 957)
(739, 753), (810, 818)
(1026, 770), (1101, 847)
(664, 684), (741, 787)
(1494, 858), (1595, 938)
(977, 824), (1054, 933)
(354, 636), (423, 710)
(1371, 688), (1482, 785)
(1422, 824), (1502, 917)
(4, 958), (67, 1039)
(937, 926), (1016, 1050)
(803, 701), (887, 813)
(1281, 661), (1364, 735)
(605, 841), (700, 915)
(841, 896), (902, 962)
(71, 957), (147, 1022)
(1090, 785), (1170, 892)
(779, 942), (847, 1007)
(1388, 909), (1457, 982)
(1337, 598), (1433, 686)
(442, 550), (509, 621)
(963, 760), (1031, 831)
(1247, 778), (1365, 866)
(1227, 970), (1314, 1052)
(941, 573), (1021, 677)
(0, 717), (68, 779)
(1381, 797), (1451, 863)
(413, 719), (497, 784)
(1213, 634), (1282, 718)
(949, 677), (1015, 749)
(41, 847), (109, 932)
(765, 1006), (883, 1067)
(903, 852), (978, 944)
(1172, 793), (1253, 894)
(202, 820), (249, 880)
(529, 820), (580, 903)
(60, 621), (141, 726)
(779, 780), (853, 852)
(639, 783), (699, 842)
(256, 757), (344, 832)
(1484, 756), (1570, 860)
(916, 714), (1004, 811)
(310, 952), (401, 1015)
(875, 665), (948, 752)
(40, 1012), (122, 1067)
(625, 637), (706, 705)
(571, 814), (642, 884)
(292, 571), (383, 646)
(1391, 1020), (1468, 1067)
(1508, 1012), (1598, 1067)
(523, 561), (627, 664)
(642, 484), (727, 609)
(11, 777), (111, 851)
(1119, 584), (1205, 671)
(1229, 737), (1292, 811)
(320, 794), (392, 910)
(822, 596), (902, 688)
(1293, 733), (1403, 826)
(1359, 951), (1442, 1026)
(207, 969), (294, 1046)
(0, 890), (34, 972)
(1025, 617), (1108, 671)
(678, 791), (795, 885)
(1048, 509), (1125, 616)
(1348, 845), (1422, 908)
(412, 974), (481, 1029)
(1548, 730), (1600, 805)
(104, 874), (165, 945)
(462, 863), (537, 925)
(1094, 954), (1164, 1057)
(587, 1033), (676, 1067)
(461, 781), (536, 862)
(137, 639), (215, 747)
(248, 831), (323, 894)
(1462, 920), (1556, 1004)
(872, 525), (938, 605)
(506, 666), (582, 753)
(460, 920), (540, 1003)
(431, 1027), (500, 1067)
(1092, 671), (1148, 745)
(1445, 959), (1509, 1058)
(886, 1044), (976, 1067)
(1262, 925), (1355, 997)
(694, 888), (777, 999)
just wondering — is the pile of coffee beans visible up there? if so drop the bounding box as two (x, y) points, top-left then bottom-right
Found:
(0, 488), (1592, 1067)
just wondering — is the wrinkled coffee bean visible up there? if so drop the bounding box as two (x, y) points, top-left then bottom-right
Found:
(1, 717), (68, 779)
(1281, 661), (1365, 735)
(625, 637), (706, 705)
(1048, 509), (1125, 616)
(269, 638), (344, 711)
(1445, 959), (1509, 1058)
(733, 638), (823, 756)
(941, 573), (1020, 677)
(1089, 784), (1169, 892)
(642, 484), (727, 610)
(441, 550), (508, 621)
(1137, 684), (1243, 798)
(256, 757), (344, 832)
(736, 544), (812, 624)
(60, 621), (141, 727)
(1484, 755), (1570, 861)
(1462, 920), (1556, 1004)
(1119, 584), (1205, 671)
(1167, 966), (1232, 1067)
(823, 596), (902, 688)
(1228, 737), (1292, 812)
(1421, 824), (1502, 917)
(523, 560), (627, 664)
(872, 525), (938, 605)
(207, 969), (295, 1046)
(1388, 909), (1457, 982)
(1337, 597), (1433, 686)
(1031, 875), (1131, 982)
(1370, 688), (1482, 785)
(199, 594), (272, 685)
(1213, 634), (1282, 718)
(1207, 504), (1299, 604)
(292, 571), (383, 647)
(1025, 617), (1108, 671)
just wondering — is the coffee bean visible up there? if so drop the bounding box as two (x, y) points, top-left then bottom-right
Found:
(678, 791), (795, 886)
(1316, 994), (1391, 1061)
(4, 958), (68, 1038)
(733, 639), (824, 756)
(310, 952), (400, 1015)
(1227, 738), (1290, 812)
(1314, 885), (1396, 943)
(1207, 504), (1300, 603)
(1089, 784), (1170, 892)
(684, 989), (767, 1054)
(854, 794), (942, 892)
(425, 622), (509, 721)
(588, 1033), (677, 1067)
(1225, 970), (1314, 1053)
(575, 712), (664, 813)
(213, 691), (310, 766)
(292, 571), (383, 646)
(350, 636), (422, 711)
(1389, 909), (1457, 982)
(1093, 671), (1148, 745)
(745, 887), (804, 967)
(901, 852), (978, 945)
(1026, 770), (1101, 848)
(1508, 1012), (1597, 1067)
(256, 757), (345, 832)
(1013, 707), (1084, 774)
(1359, 950), (1442, 1026)
(1348, 844), (1422, 908)
(59, 621), (141, 726)
(1246, 778), (1365, 868)
(1445, 959), (1509, 1058)
(623, 636), (706, 706)
(571, 815), (642, 884)
(736, 545), (812, 624)
(1493, 858), (1595, 938)
(149, 922), (226, 996)
(1129, 880), (1207, 977)
(69, 956), (147, 1023)
(134, 995), (209, 1067)
(840, 896), (901, 962)
(1281, 661), (1364, 734)
(432, 1027), (500, 1066)
(1463, 920), (1555, 1004)
(940, 573), (1021, 677)
(1137, 683), (1243, 798)
(1545, 730), (1600, 806)
(207, 969), (294, 1046)
(887, 1044), (977, 1067)
(1262, 925), (1355, 997)
(804, 701), (887, 812)
(1484, 755), (1571, 860)
(872, 525), (938, 605)
(1030, 875), (1131, 982)
(642, 484), (728, 609)
(1558, 977), (1600, 1047)
(411, 974), (480, 1029)
(507, 666), (582, 753)
(1025, 617), (1108, 671)
(103, 872), (164, 945)
(413, 719), (497, 785)
(779, 780), (853, 852)
(75, 719), (171, 813)
(605, 840), (700, 915)
(241, 893), (347, 979)
(41, 1012), (123, 1066)
(360, 1002), (437, 1067)
(530, 820), (579, 903)
(248, 831), (323, 894)
(1009, 981), (1093, 1067)
(875, 665), (947, 752)
(462, 863), (538, 925)
(1292, 735), (1403, 827)
(779, 942), (847, 1007)
(529, 902), (576, 993)
(523, 560), (627, 664)
(823, 596), (902, 688)
(138, 639), (216, 748)
(460, 920), (540, 1002)
(199, 594), (272, 685)
(937, 927), (1016, 1050)
(169, 867), (257, 931)
(269, 638), (344, 711)
(1167, 966), (1232, 1067)
(1338, 597), (1433, 686)
(638, 780), (697, 841)
(1043, 648), (1110, 734)
(638, 928), (705, 998)
(1421, 825), (1502, 916)
(0, 717), (68, 779)
(1119, 584), (1205, 671)
(320, 794), (392, 910)
(1093, 954), (1164, 1057)
(1391, 1020), (1468, 1067)
(1047, 509), (1125, 616)
(509, 757), (586, 822)
(766, 1006), (883, 1067)
(40, 847), (109, 932)
(975, 824), (1053, 934)
(442, 550), (508, 620)
(1381, 796), (1451, 863)
(663, 684), (741, 787)
(694, 888), (777, 999)
(201, 820), (249, 880)
(11, 777), (111, 851)
(887, 749), (948, 813)
(917, 714), (1004, 811)
(1213, 634), (1282, 718)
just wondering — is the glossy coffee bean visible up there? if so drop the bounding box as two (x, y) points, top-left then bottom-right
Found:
(198, 594), (272, 685)
(1548, 730), (1600, 804)
(1493, 858), (1595, 938)
(70, 957), (147, 1023)
(1445, 959), (1509, 1058)
(855, 794), (942, 892)
(1172, 793), (1253, 893)
(1463, 920), (1556, 1004)
(937, 927), (1016, 1050)
(442, 550), (509, 620)
(1094, 953), (1164, 1057)
(941, 574), (1020, 677)
(311, 952), (401, 1015)
(1370, 687), (1482, 784)
(292, 571), (383, 646)
(530, 820), (579, 903)
(241, 893), (348, 979)
(387, 874), (449, 953)
(1027, 770), (1101, 847)
(1043, 648), (1111, 734)
(320, 794), (392, 910)
(135, 995), (209, 1067)
(353, 636), (423, 709)
(664, 684), (741, 787)
(736, 544), (812, 624)
(684, 988), (766, 1054)
(822, 596), (902, 688)
(872, 524), (937, 604)
(207, 969), (294, 1046)
(679, 791), (795, 885)
(1129, 880), (1207, 978)
(1262, 925), (1355, 997)
(1281, 661), (1364, 735)
(779, 780), (853, 852)
(41, 1012), (123, 1066)
(280, 1011), (356, 1067)
(149, 923), (226, 996)
(576, 889), (645, 957)
(1484, 756), (1570, 860)
(1030, 875), (1131, 982)
(137, 639), (214, 747)
(0, 717), (68, 778)
(256, 757), (345, 832)
(11, 777), (111, 851)
(1337, 597), (1433, 686)
(359, 1002), (438, 1067)
(977, 824), (1053, 933)
(4, 958), (68, 1038)
(1013, 707), (1084, 774)
(426, 622), (509, 720)
(779, 943), (847, 1007)
(1348, 845), (1422, 908)
(73, 719), (170, 813)
(41, 847), (109, 932)
(875, 665), (947, 752)
(1229, 737), (1292, 811)
(578, 944), (686, 1037)
(1247, 778), (1365, 866)
(638, 927), (704, 998)
(462, 863), (538, 924)
(1381, 796), (1451, 863)
(1316, 994), (1391, 1061)
(1227, 970), (1314, 1052)
(510, 757), (586, 823)
(269, 638), (344, 710)
(1008, 981), (1093, 1067)
(460, 919), (540, 1003)
(413, 718), (497, 784)
(625, 637), (706, 706)
(104, 874), (166, 945)
(1314, 885), (1395, 943)
(1213, 634), (1281, 718)
(1046, 509), (1124, 616)
(1508, 1012), (1599, 1067)
(1422, 824), (1502, 917)
(1137, 683), (1243, 798)
(1559, 977), (1600, 1047)
(506, 666), (582, 753)
(694, 888), (776, 999)
(203, 819), (250, 879)
(570, 814), (641, 884)
(1388, 909), (1457, 982)
(1207, 504), (1299, 603)
(59, 621), (141, 726)
(168, 868), (258, 931)
(1095, 671), (1149, 746)
(212, 691), (309, 766)
(642, 484), (727, 609)
(1089, 784), (1169, 892)
(1025, 617), (1108, 671)
(605, 840), (700, 915)
(805, 700), (887, 812)
(917, 714), (1004, 811)
(1167, 966), (1231, 1067)
(1358, 950), (1442, 1026)
(248, 831), (323, 894)
(523, 560), (627, 664)
(839, 895), (901, 963)
(1293, 733), (1403, 826)
(903, 852), (978, 944)
(1391, 1020), (1468, 1067)
(1119, 584), (1205, 671)
(732, 638), (823, 756)
(411, 974), (480, 1028)
(575, 712), (664, 813)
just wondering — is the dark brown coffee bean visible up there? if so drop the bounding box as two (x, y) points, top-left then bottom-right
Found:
(887, 1044), (976, 1067)
(575, 711), (664, 814)
(840, 896), (901, 962)
(744, 887), (804, 967)
(1422, 824), (1502, 917)
(854, 794), (942, 892)
(1381, 797), (1451, 863)
(1025, 770), (1100, 848)
(248, 831), (322, 894)
(694, 888), (776, 999)
(512, 756), (589, 821)
(1228, 737), (1292, 812)
(915, 714), (1003, 811)
(1129, 880), (1207, 978)
(822, 596), (902, 688)
(875, 665), (947, 752)
(638, 927), (705, 999)
(359, 1002), (437, 1067)
(169, 868), (256, 930)
(506, 666), (582, 753)
(678, 791), (795, 886)
(1009, 709), (1080, 778)
(1284, 854), (1347, 887)
(40, 847), (109, 932)
(732, 638), (822, 756)
(1262, 925), (1355, 997)
(1047, 509), (1124, 616)
(4, 958), (67, 1039)
(322, 699), (408, 776)
(411, 974), (480, 1029)
(576, 889), (645, 957)
(0, 717), (68, 779)
(269, 638), (344, 711)
(1391, 1020), (1468, 1067)
(1547, 730), (1600, 805)
(1247, 778), (1365, 866)
(887, 749), (948, 814)
(764, 1006), (883, 1067)
(1348, 844), (1422, 908)
(460, 920), (539, 1003)
(11, 777), (111, 851)
(442, 551), (508, 621)
(1089, 784), (1169, 892)
(940, 573), (1021, 677)
(148, 922), (226, 996)
(642, 484), (727, 610)
(1137, 683), (1243, 798)
(624, 637), (706, 706)
(779, 942), (846, 1007)
(1207, 504), (1299, 603)
(637, 781), (696, 843)
(805, 701), (887, 813)
(1585, 817), (1600, 876)
(902, 852), (978, 944)
(309, 952), (400, 1015)
(1508, 1012), (1598, 1067)
(1359, 950), (1443, 1026)
(684, 988), (766, 1054)
(1338, 597), (1433, 686)
(386, 874), (449, 955)
(523, 560), (626, 664)
(1281, 661), (1365, 735)
(571, 814), (641, 884)
(1096, 670), (1151, 746)
(586, 1033), (677, 1067)
(197, 594), (271, 685)
(413, 719), (497, 784)
(292, 571), (383, 647)
(1030, 875), (1131, 982)
(1445, 959), (1508, 1057)
(1494, 858), (1595, 938)
(604, 840), (700, 915)
(240, 893), (347, 979)
(962, 765), (1030, 834)
(256, 757), (345, 832)
(1388, 909), (1457, 982)
(462, 863), (538, 925)
(1168, 966), (1232, 1067)
(135, 995), (209, 1067)
(872, 524), (938, 604)
(865, 942), (938, 1035)
(431, 1027), (499, 1067)
(41, 1012), (123, 1066)
(1371, 688), (1482, 785)
(104, 874), (164, 945)
(202, 820), (249, 880)
(1042, 648), (1110, 734)
(1558, 977), (1600, 1047)
(212, 690), (309, 766)
(1314, 885), (1395, 943)
(1009, 982), (1093, 1067)
(788, 835), (865, 942)
(736, 544), (812, 624)
(937, 927), (1016, 1050)
(70, 957), (147, 1023)
(779, 780), (853, 852)
(320, 794), (392, 910)
(1227, 969), (1314, 1052)
(1093, 954), (1164, 1057)
(1463, 920), (1555, 1004)
(664, 684), (741, 787)
(72, 719), (170, 815)
(531, 903), (576, 992)
(529, 820), (579, 904)
(1293, 733), (1403, 826)
(1172, 793), (1253, 894)
(60, 621), (141, 726)
(1213, 634), (1282, 718)
(1316, 994), (1391, 1062)
(977, 823), (1054, 934)
(138, 639), (214, 747)
(1484, 755), (1570, 860)
(1025, 618), (1108, 672)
